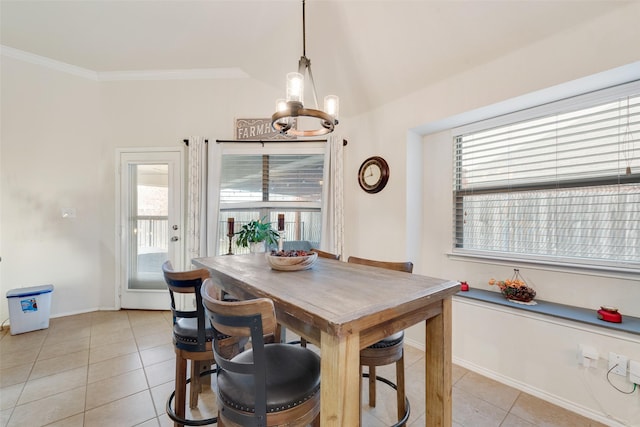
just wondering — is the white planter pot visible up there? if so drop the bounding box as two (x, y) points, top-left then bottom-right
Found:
(249, 241), (266, 253)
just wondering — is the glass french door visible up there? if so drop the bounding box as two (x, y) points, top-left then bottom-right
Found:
(117, 149), (183, 310)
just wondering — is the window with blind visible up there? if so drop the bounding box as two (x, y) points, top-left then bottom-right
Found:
(453, 82), (640, 272)
(217, 148), (325, 255)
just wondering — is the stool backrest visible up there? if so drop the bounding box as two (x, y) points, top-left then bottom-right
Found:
(201, 278), (278, 424)
(162, 260), (210, 351)
(347, 256), (413, 273)
(311, 248), (341, 260)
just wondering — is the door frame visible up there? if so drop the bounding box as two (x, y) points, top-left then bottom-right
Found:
(115, 147), (184, 310)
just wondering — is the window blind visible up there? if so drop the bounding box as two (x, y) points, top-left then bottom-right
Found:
(217, 148), (325, 255)
(453, 85), (640, 271)
(220, 154), (324, 204)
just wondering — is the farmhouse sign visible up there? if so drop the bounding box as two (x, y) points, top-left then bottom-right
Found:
(235, 118), (296, 140)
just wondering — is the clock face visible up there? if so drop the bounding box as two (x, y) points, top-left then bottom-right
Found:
(358, 156), (389, 193)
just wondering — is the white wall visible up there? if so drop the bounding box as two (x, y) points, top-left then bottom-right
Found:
(341, 3), (640, 425)
(0, 56), (279, 322)
(1, 58), (104, 318)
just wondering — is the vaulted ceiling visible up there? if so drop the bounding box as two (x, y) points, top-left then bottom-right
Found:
(1, 1), (628, 117)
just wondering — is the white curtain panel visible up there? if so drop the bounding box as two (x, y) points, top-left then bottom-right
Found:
(321, 135), (345, 258)
(186, 136), (208, 267)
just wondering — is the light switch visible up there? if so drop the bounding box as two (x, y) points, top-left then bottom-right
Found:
(61, 208), (76, 218)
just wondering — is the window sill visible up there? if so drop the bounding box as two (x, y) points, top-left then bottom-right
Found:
(454, 288), (640, 337)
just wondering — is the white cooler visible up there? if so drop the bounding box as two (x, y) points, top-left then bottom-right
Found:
(6, 284), (54, 335)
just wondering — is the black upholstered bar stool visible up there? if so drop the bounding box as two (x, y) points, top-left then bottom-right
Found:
(201, 278), (321, 427)
(162, 261), (245, 426)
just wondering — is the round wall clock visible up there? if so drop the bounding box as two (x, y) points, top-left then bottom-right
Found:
(358, 156), (389, 194)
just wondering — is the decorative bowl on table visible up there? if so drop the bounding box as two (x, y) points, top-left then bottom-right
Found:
(265, 250), (318, 271)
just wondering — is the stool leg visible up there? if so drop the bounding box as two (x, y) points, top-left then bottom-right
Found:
(189, 360), (200, 409)
(396, 350), (407, 425)
(368, 364), (376, 407)
(175, 355), (187, 427)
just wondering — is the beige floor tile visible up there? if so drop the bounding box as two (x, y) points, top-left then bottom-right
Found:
(158, 412), (175, 427)
(49, 313), (93, 328)
(7, 386), (86, 427)
(402, 344), (425, 367)
(452, 387), (508, 427)
(89, 337), (138, 364)
(37, 337), (90, 361)
(362, 409), (388, 427)
(43, 413), (85, 427)
(185, 387), (219, 423)
(0, 330), (47, 355)
(132, 322), (173, 340)
(0, 348), (39, 370)
(89, 325), (134, 347)
(18, 366), (87, 405)
(510, 392), (598, 427)
(1, 407), (13, 427)
(0, 363), (32, 388)
(455, 370), (520, 412)
(136, 418), (161, 427)
(0, 383), (24, 411)
(144, 358), (175, 388)
(501, 412), (538, 427)
(29, 349), (89, 380)
(45, 325), (91, 343)
(127, 310), (168, 326)
(452, 363), (469, 385)
(139, 343), (174, 367)
(87, 352), (143, 384)
(85, 368), (149, 410)
(90, 322), (130, 336)
(83, 390), (156, 427)
(150, 381), (175, 416)
(135, 329), (173, 350)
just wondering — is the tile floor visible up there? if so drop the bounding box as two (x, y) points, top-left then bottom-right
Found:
(0, 310), (607, 427)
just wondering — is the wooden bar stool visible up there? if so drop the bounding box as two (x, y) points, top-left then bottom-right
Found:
(201, 279), (321, 426)
(162, 261), (245, 427)
(348, 255), (413, 427)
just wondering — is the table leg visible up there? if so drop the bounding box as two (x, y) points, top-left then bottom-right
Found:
(320, 331), (360, 426)
(425, 297), (452, 426)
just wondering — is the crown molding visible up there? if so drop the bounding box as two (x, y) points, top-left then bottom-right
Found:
(1, 45), (98, 80)
(97, 68), (248, 81)
(1, 45), (249, 81)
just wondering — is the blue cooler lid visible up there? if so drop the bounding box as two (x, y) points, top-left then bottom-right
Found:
(6, 284), (54, 298)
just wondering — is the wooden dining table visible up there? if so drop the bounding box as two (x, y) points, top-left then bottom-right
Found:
(192, 253), (460, 426)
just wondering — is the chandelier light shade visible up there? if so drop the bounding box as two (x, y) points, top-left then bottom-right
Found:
(271, 0), (339, 137)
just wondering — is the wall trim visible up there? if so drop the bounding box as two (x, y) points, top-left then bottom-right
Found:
(1, 45), (249, 81)
(1, 45), (98, 80)
(98, 68), (248, 81)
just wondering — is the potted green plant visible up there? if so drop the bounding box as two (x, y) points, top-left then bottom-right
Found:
(235, 217), (280, 253)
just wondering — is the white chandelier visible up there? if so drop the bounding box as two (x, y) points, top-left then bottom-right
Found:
(271, 0), (339, 137)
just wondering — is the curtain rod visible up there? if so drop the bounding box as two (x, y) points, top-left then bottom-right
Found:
(182, 139), (208, 146)
(215, 138), (348, 146)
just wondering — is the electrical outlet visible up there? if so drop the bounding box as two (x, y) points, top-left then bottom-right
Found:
(630, 360), (640, 384)
(578, 344), (598, 367)
(608, 352), (628, 376)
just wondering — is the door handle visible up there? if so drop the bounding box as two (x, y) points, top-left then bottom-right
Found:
(172, 225), (179, 230)
(171, 236), (179, 242)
